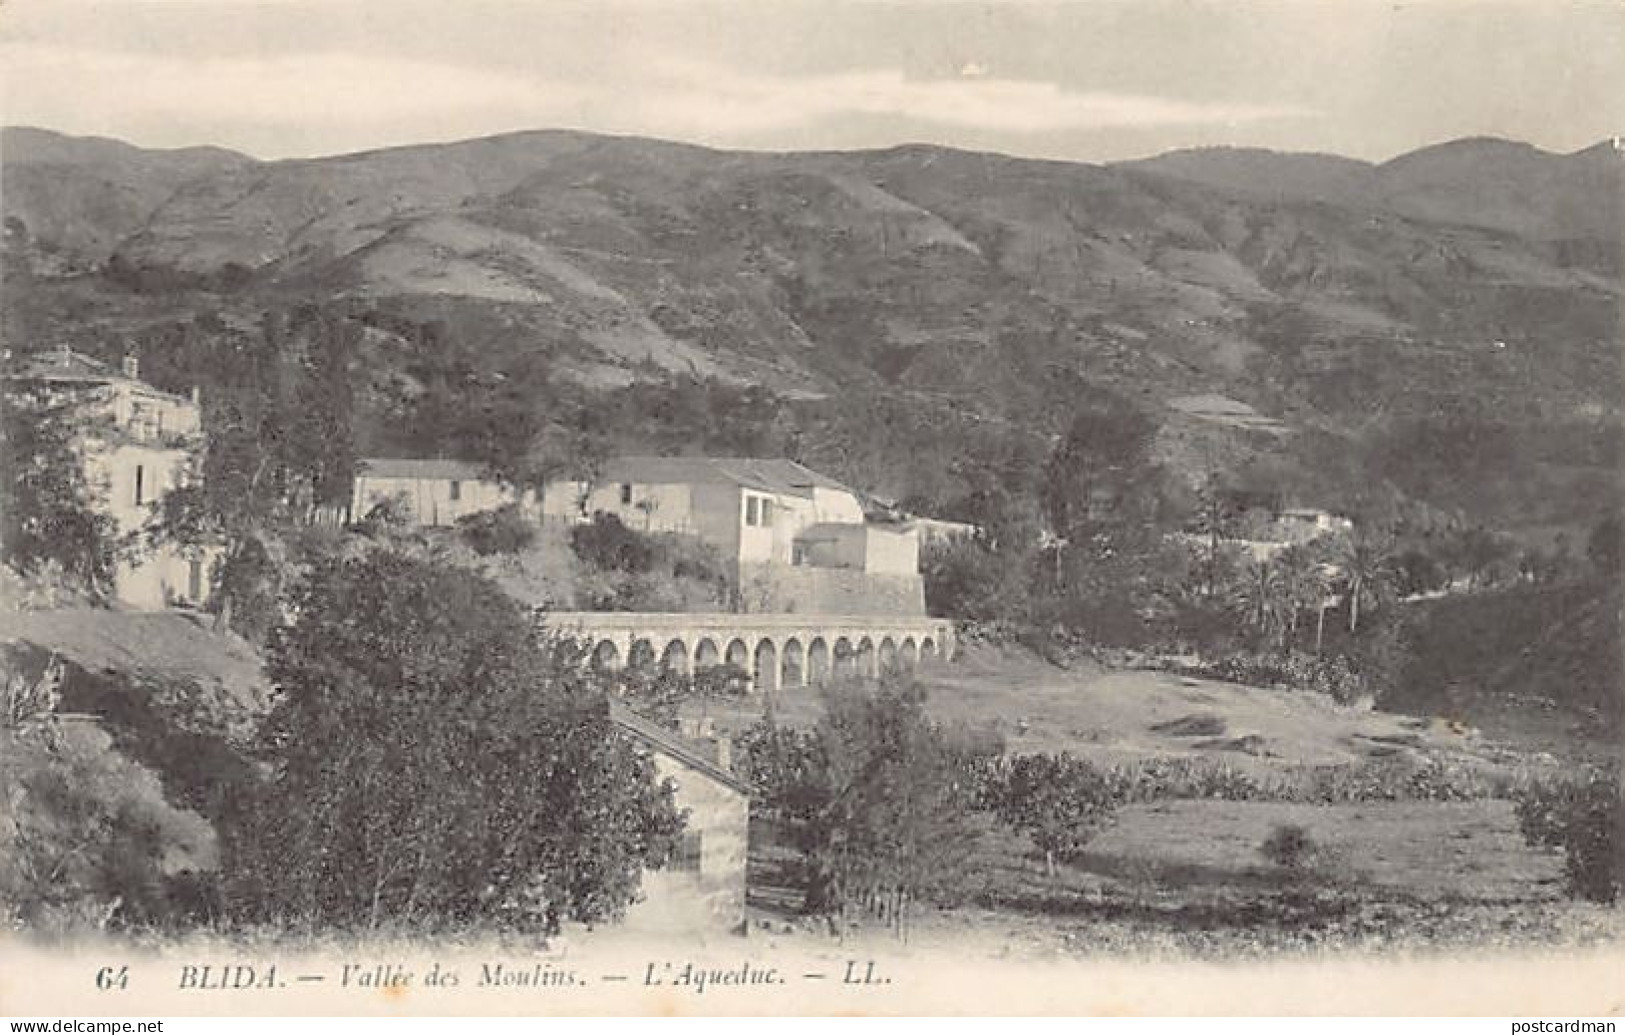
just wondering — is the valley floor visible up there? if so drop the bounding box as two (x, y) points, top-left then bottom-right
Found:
(726, 643), (1621, 958)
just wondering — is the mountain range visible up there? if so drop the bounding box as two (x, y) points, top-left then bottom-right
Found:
(3, 125), (1621, 532)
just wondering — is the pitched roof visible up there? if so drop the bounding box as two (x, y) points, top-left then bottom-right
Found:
(5, 348), (197, 406)
(357, 457), (493, 482)
(4, 347), (115, 383)
(607, 698), (751, 796)
(598, 456), (851, 498)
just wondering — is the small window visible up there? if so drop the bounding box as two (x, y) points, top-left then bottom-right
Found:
(449, 480), (461, 501)
(745, 496), (760, 526)
(133, 465), (145, 506)
(187, 558), (204, 601)
(672, 831), (703, 873)
(620, 483), (633, 505)
(760, 499), (773, 527)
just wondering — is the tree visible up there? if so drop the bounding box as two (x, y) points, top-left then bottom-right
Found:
(1041, 391), (1163, 545)
(1275, 545), (1330, 649)
(994, 753), (1117, 876)
(747, 680), (990, 936)
(1191, 471), (1241, 600)
(1235, 558), (1286, 649)
(920, 535), (1026, 626)
(1334, 527), (1397, 634)
(224, 550), (684, 934)
(0, 386), (121, 595)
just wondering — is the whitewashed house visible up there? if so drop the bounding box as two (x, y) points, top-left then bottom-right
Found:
(349, 458), (532, 527)
(542, 456), (926, 615)
(3, 347), (216, 609)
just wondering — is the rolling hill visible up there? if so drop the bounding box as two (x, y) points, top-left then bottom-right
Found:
(3, 125), (1621, 529)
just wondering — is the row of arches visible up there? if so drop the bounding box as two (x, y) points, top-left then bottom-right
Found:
(590, 632), (941, 692)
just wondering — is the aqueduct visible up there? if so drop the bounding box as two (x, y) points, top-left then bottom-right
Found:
(540, 612), (956, 694)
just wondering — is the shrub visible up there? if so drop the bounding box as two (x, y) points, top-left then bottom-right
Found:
(995, 752), (1118, 875)
(1515, 768), (1625, 903)
(1197, 650), (1367, 706)
(570, 512), (656, 573)
(457, 503), (537, 556)
(1, 658), (216, 936)
(1260, 823), (1315, 869)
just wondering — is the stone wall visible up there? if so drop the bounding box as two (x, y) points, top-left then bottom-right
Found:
(738, 563), (926, 616)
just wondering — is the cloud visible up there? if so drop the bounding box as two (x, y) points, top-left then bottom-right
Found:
(630, 56), (1311, 138)
(0, 38), (1308, 157)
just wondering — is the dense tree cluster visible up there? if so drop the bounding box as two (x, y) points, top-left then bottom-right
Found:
(225, 550), (685, 933)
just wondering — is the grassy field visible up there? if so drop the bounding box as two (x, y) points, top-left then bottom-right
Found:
(748, 796), (1621, 959)
(717, 644), (1558, 778)
(731, 644), (1620, 957)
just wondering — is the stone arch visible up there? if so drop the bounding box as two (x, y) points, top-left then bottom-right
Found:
(878, 636), (898, 673)
(807, 637), (831, 685)
(725, 638), (750, 673)
(833, 636), (856, 679)
(592, 639), (621, 671)
(900, 637), (919, 668)
(627, 638), (657, 671)
(754, 638), (780, 695)
(921, 636), (937, 660)
(782, 637), (805, 688)
(694, 637), (721, 670)
(856, 636), (876, 678)
(660, 638), (689, 675)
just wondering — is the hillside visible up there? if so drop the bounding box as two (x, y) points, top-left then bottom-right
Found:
(1119, 136), (1623, 242)
(0, 127), (251, 269)
(3, 126), (1622, 531)
(1391, 578), (1623, 759)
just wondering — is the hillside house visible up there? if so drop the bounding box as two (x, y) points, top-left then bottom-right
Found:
(1275, 508), (1355, 545)
(349, 458), (531, 527)
(3, 348), (216, 610)
(542, 456), (926, 615)
(609, 700), (748, 932)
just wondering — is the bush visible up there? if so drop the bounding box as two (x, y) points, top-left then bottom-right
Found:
(1, 658), (216, 936)
(1197, 650), (1367, 706)
(1260, 823), (1315, 869)
(570, 512), (656, 573)
(994, 752), (1118, 874)
(457, 503), (537, 556)
(1515, 768), (1625, 903)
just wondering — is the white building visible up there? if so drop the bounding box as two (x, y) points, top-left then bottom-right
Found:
(1275, 508), (1355, 544)
(349, 458), (531, 527)
(542, 456), (926, 615)
(3, 347), (215, 609)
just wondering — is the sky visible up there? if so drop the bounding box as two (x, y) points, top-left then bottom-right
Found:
(2, 0), (1622, 164)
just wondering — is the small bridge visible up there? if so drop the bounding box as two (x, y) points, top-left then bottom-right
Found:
(539, 612), (956, 694)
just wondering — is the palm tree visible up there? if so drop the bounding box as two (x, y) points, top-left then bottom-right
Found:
(1275, 545), (1327, 648)
(1236, 557), (1286, 649)
(1334, 527), (1396, 634)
